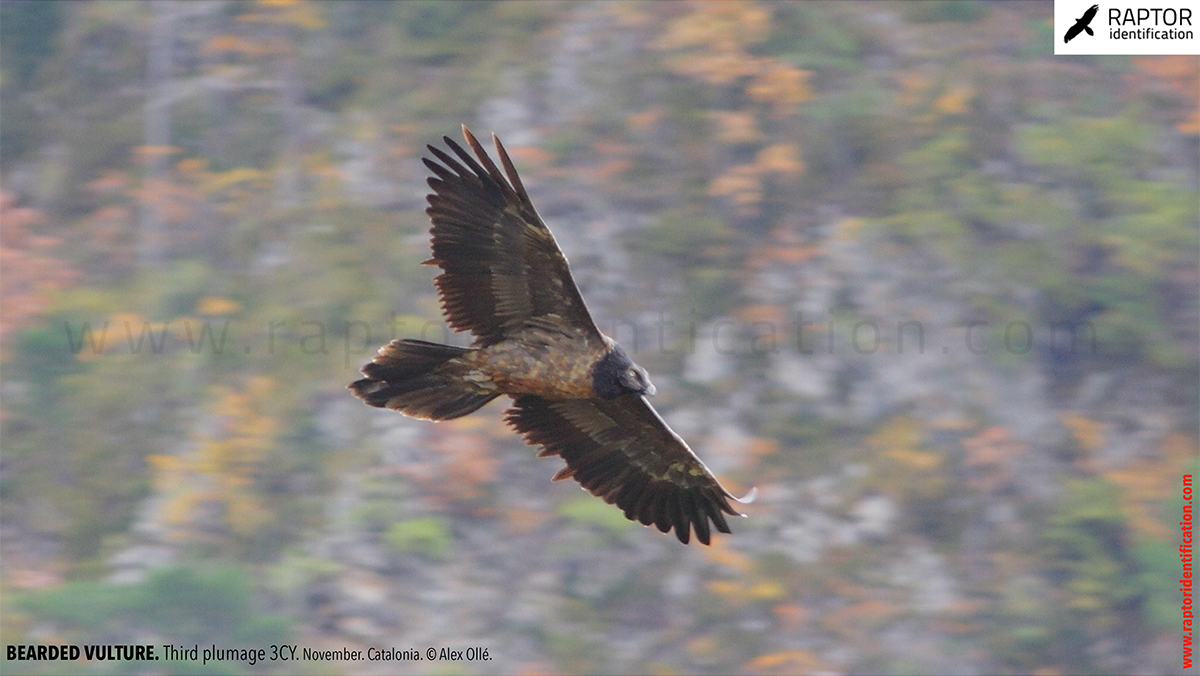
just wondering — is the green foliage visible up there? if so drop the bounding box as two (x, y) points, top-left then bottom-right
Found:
(8, 324), (88, 403)
(629, 208), (736, 262)
(3, 341), (178, 565)
(989, 573), (1059, 673)
(16, 564), (291, 645)
(874, 103), (1195, 376)
(141, 260), (224, 318)
(382, 517), (453, 560)
(350, 500), (403, 534)
(904, 0), (986, 24)
(558, 495), (635, 535)
(0, 1), (64, 85)
(1039, 479), (1145, 628)
(762, 4), (862, 71)
(544, 625), (605, 674)
(625, 209), (743, 320)
(1133, 539), (1186, 631)
(1014, 114), (1196, 368)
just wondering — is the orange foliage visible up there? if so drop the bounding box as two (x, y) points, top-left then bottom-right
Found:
(871, 416), (941, 471)
(746, 226), (819, 269)
(501, 506), (553, 536)
(398, 418), (501, 506)
(1104, 432), (1198, 540)
(701, 538), (753, 573)
(745, 437), (780, 458)
(962, 426), (1025, 492)
(202, 33), (273, 57)
(1128, 56), (1200, 134)
(655, 2), (770, 54)
(735, 304), (784, 325)
(653, 1), (810, 217)
(0, 193), (77, 356)
(196, 296), (243, 316)
(129, 177), (200, 227)
(820, 598), (900, 639)
(85, 169), (131, 194)
(627, 107), (665, 133)
(705, 578), (786, 606)
(710, 110), (762, 143)
(755, 143), (804, 175)
(743, 649), (826, 675)
(933, 83), (974, 116)
(502, 144), (549, 168)
(709, 164), (763, 213)
(134, 144), (182, 159)
(242, 0), (326, 30)
(770, 602), (810, 631)
(747, 63), (813, 116)
(1061, 413), (1107, 471)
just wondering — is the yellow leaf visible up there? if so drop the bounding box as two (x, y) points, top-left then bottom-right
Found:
(709, 164), (762, 206)
(710, 111), (761, 143)
(748, 580), (786, 600)
(747, 62), (812, 113)
(771, 603), (809, 629)
(175, 157), (208, 174)
(205, 167), (266, 192)
(701, 539), (753, 572)
(755, 143), (804, 175)
(627, 107), (663, 133)
(885, 447), (943, 470)
(685, 635), (719, 659)
(833, 216), (867, 241)
(704, 579), (741, 597)
(655, 2), (771, 51)
(133, 145), (181, 158)
(1062, 414), (1106, 452)
(196, 296), (242, 316)
(744, 649), (823, 673)
(934, 84), (973, 116)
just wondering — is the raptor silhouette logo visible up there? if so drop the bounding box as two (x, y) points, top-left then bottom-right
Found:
(1064, 4), (1100, 42)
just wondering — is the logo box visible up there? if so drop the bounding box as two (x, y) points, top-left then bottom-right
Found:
(1055, 0), (1200, 54)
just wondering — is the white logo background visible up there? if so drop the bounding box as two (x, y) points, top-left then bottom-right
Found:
(1055, 0), (1200, 54)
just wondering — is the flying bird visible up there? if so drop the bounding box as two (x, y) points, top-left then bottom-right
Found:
(350, 126), (751, 545)
(1064, 4), (1099, 43)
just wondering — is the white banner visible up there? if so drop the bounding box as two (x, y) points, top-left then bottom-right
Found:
(1055, 0), (1200, 54)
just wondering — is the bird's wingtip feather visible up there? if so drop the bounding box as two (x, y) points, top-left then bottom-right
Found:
(732, 486), (758, 506)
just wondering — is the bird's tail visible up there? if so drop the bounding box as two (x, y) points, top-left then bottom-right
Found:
(349, 339), (499, 421)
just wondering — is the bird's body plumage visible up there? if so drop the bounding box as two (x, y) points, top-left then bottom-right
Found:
(350, 126), (748, 545)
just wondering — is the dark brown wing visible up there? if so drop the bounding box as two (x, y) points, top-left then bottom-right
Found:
(424, 126), (601, 347)
(506, 394), (749, 545)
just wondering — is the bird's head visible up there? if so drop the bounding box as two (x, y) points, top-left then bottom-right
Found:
(593, 345), (656, 398)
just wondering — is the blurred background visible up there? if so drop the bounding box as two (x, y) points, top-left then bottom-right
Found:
(2, 1), (1197, 674)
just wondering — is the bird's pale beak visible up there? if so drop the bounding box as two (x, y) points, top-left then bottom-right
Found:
(644, 381), (657, 397)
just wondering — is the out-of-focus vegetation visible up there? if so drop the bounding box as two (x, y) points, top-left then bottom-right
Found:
(1, 1), (1196, 674)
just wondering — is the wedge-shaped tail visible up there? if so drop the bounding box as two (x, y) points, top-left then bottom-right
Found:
(349, 339), (498, 421)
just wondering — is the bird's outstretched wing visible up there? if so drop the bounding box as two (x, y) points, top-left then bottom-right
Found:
(423, 127), (602, 347)
(507, 394), (751, 545)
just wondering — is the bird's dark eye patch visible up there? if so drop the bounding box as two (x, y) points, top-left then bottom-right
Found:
(591, 346), (637, 398)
